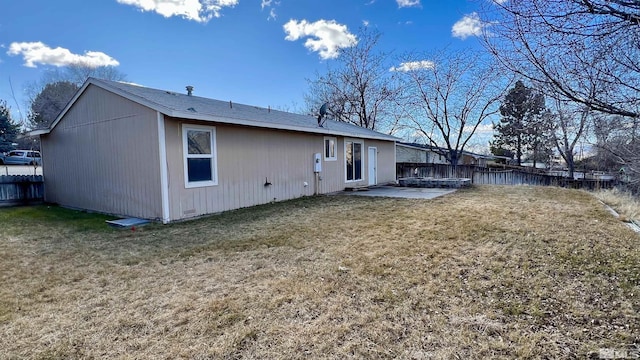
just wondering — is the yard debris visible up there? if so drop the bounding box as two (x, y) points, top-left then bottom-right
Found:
(106, 217), (150, 229)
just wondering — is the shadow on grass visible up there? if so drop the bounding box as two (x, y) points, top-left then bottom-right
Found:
(0, 195), (393, 265)
(0, 205), (117, 233)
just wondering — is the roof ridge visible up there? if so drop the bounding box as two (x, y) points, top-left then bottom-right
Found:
(33, 77), (400, 142)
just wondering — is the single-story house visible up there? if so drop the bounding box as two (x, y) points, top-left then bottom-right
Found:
(32, 78), (398, 223)
(396, 142), (491, 167)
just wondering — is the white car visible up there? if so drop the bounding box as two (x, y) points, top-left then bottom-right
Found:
(0, 150), (42, 166)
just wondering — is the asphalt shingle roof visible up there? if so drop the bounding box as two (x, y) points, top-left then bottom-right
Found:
(81, 78), (398, 142)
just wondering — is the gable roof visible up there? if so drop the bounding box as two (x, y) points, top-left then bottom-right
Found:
(33, 78), (399, 142)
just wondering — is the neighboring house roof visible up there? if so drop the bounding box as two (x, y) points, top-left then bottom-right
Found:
(32, 78), (399, 142)
(397, 142), (493, 159)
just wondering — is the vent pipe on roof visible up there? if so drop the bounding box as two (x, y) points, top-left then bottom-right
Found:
(186, 86), (194, 96)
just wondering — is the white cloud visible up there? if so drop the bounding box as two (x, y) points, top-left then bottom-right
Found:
(464, 123), (494, 134)
(283, 19), (357, 60)
(390, 60), (435, 72)
(261, 0), (279, 21)
(116, 0), (238, 23)
(396, 0), (421, 8)
(493, 0), (508, 4)
(268, 8), (276, 20)
(452, 12), (487, 39)
(261, 0), (272, 9)
(8, 42), (119, 68)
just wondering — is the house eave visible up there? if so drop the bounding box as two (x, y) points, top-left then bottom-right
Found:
(27, 129), (50, 136)
(168, 110), (400, 142)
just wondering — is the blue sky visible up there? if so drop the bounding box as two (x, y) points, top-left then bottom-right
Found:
(1, 0), (492, 123)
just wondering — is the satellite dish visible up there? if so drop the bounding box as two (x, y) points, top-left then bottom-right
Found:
(319, 102), (328, 116)
(317, 102), (329, 127)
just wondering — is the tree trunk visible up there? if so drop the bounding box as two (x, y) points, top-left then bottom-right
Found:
(449, 149), (459, 169)
(566, 152), (575, 179)
(516, 135), (522, 166)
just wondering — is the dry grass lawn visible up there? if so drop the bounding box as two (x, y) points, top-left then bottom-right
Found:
(0, 185), (638, 359)
(594, 188), (640, 225)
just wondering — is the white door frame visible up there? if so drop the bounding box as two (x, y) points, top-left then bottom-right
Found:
(368, 147), (377, 186)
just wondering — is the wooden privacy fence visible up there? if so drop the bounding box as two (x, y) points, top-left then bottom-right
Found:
(397, 163), (617, 190)
(398, 163), (476, 179)
(0, 175), (44, 206)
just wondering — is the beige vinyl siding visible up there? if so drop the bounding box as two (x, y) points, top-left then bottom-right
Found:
(41, 85), (162, 219)
(164, 118), (395, 220)
(365, 139), (396, 185)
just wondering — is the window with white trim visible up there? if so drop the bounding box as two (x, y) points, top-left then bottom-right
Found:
(324, 137), (337, 161)
(182, 124), (218, 188)
(345, 139), (363, 182)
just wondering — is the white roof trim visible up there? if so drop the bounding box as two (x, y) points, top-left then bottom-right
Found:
(162, 110), (397, 141)
(28, 129), (49, 136)
(34, 78), (400, 142)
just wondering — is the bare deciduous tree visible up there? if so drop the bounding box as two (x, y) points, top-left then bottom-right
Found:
(482, 0), (640, 190)
(592, 115), (640, 191)
(26, 65), (127, 130)
(63, 64), (127, 86)
(481, 0), (640, 118)
(398, 50), (504, 166)
(26, 65), (126, 104)
(549, 100), (590, 178)
(305, 27), (403, 132)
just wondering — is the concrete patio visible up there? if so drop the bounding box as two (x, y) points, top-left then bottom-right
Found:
(338, 185), (457, 200)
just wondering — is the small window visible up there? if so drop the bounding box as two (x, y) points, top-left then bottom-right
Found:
(182, 124), (218, 188)
(324, 137), (337, 161)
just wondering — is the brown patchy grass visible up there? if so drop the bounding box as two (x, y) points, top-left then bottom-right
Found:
(594, 188), (640, 224)
(0, 186), (638, 359)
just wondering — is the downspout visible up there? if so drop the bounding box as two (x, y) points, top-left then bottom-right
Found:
(157, 112), (170, 223)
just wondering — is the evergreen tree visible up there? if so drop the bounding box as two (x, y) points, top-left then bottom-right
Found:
(26, 65), (127, 130)
(526, 109), (555, 168)
(28, 81), (78, 129)
(0, 101), (20, 153)
(492, 81), (546, 165)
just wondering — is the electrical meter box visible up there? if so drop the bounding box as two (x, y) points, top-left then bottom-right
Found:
(314, 153), (322, 173)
